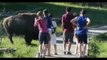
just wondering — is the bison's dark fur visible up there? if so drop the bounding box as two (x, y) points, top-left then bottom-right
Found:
(2, 13), (39, 45)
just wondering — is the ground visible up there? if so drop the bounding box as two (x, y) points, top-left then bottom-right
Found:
(35, 25), (107, 58)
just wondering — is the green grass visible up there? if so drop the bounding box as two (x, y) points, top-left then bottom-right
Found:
(0, 36), (39, 58)
(98, 42), (107, 58)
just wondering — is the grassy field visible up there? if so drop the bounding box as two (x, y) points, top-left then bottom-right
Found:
(0, 36), (39, 58)
(0, 2), (107, 58)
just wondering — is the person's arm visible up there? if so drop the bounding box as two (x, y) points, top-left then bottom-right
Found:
(34, 18), (38, 28)
(71, 17), (78, 27)
(86, 17), (91, 26)
(61, 15), (65, 30)
(49, 18), (54, 28)
(84, 17), (91, 29)
(53, 21), (57, 33)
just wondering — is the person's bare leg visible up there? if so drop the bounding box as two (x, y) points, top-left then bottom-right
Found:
(76, 37), (79, 55)
(38, 43), (43, 57)
(54, 44), (57, 54)
(76, 43), (78, 54)
(64, 41), (67, 54)
(43, 44), (48, 57)
(40, 44), (43, 54)
(79, 43), (83, 57)
(48, 32), (51, 56)
(48, 42), (51, 56)
(85, 44), (88, 56)
(68, 42), (71, 53)
(83, 44), (87, 57)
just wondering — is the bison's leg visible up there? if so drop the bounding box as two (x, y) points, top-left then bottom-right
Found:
(8, 33), (14, 44)
(5, 28), (14, 44)
(24, 35), (32, 45)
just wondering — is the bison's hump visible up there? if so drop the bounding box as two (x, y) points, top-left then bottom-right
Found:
(18, 13), (37, 16)
(4, 16), (13, 21)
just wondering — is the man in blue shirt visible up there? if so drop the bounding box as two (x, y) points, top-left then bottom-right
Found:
(43, 9), (53, 56)
(71, 9), (91, 58)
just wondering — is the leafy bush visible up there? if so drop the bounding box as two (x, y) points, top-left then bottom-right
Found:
(88, 36), (101, 58)
(88, 33), (107, 58)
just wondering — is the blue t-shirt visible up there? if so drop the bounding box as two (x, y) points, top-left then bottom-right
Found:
(76, 16), (88, 35)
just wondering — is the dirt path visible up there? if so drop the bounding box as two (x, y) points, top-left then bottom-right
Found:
(35, 25), (107, 58)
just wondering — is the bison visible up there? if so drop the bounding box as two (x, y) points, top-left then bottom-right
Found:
(2, 13), (39, 45)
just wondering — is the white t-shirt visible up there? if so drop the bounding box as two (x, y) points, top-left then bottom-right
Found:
(50, 20), (57, 45)
(52, 20), (57, 28)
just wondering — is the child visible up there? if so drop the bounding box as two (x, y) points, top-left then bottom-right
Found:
(49, 13), (58, 55)
(34, 11), (50, 58)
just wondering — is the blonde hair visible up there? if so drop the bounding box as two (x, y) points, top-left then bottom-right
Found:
(36, 11), (42, 17)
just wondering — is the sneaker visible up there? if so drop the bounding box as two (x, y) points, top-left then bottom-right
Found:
(83, 55), (88, 58)
(64, 51), (66, 55)
(54, 53), (58, 55)
(42, 55), (45, 58)
(67, 52), (72, 55)
(38, 53), (42, 58)
(80, 56), (83, 58)
(42, 56), (45, 58)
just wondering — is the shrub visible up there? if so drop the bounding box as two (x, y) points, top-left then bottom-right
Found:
(88, 36), (101, 58)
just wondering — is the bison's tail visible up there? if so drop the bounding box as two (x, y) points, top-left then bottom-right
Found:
(0, 19), (4, 36)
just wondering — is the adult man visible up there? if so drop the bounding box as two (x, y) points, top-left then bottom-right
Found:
(61, 7), (75, 55)
(71, 9), (91, 57)
(43, 9), (53, 56)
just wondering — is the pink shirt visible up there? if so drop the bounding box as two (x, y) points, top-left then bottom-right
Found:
(34, 17), (48, 33)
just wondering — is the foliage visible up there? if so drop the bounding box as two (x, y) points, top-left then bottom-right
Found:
(88, 33), (107, 58)
(88, 37), (101, 58)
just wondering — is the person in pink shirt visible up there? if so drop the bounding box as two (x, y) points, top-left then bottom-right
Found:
(34, 11), (50, 58)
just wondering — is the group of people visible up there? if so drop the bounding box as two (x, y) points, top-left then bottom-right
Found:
(34, 7), (91, 58)
(34, 9), (57, 58)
